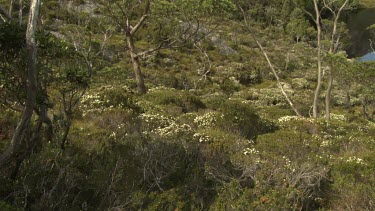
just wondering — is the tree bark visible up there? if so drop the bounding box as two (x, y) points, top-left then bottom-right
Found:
(325, 65), (333, 120)
(42, 111), (54, 141)
(312, 0), (322, 119)
(9, 0), (14, 18)
(126, 35), (147, 94)
(325, 0), (349, 122)
(0, 0), (40, 167)
(18, 0), (22, 25)
(35, 105), (54, 141)
(60, 113), (71, 150)
(362, 96), (373, 121)
(11, 112), (43, 180)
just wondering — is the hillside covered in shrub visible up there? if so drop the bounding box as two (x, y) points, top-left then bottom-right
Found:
(0, 0), (374, 210)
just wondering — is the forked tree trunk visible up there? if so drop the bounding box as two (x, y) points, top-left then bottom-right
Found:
(126, 36), (147, 94)
(325, 0), (349, 122)
(0, 0), (40, 167)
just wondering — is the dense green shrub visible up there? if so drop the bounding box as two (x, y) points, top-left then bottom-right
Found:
(142, 88), (206, 113)
(217, 100), (276, 139)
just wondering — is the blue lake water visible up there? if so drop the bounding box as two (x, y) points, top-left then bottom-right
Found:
(359, 52), (375, 62)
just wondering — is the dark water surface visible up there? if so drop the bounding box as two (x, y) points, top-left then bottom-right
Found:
(347, 8), (375, 59)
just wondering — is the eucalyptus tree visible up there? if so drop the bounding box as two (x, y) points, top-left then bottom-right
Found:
(96, 0), (233, 94)
(292, 0), (355, 119)
(322, 0), (354, 121)
(0, 0), (40, 167)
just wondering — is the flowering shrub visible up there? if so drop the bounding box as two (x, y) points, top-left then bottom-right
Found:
(330, 113), (347, 121)
(193, 112), (223, 128)
(234, 87), (294, 107)
(80, 85), (139, 116)
(215, 62), (262, 85)
(278, 115), (315, 124)
(193, 132), (211, 143)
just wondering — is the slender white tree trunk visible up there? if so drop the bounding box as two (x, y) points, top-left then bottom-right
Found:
(313, 0), (322, 118)
(18, 0), (22, 25)
(9, 0), (14, 17)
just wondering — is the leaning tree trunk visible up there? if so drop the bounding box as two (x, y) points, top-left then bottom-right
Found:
(235, 2), (301, 116)
(0, 0), (40, 167)
(126, 35), (147, 94)
(253, 37), (301, 116)
(0, 4), (13, 21)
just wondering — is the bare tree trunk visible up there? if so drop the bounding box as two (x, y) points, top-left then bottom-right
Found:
(9, 0), (14, 17)
(42, 111), (54, 141)
(313, 0), (322, 119)
(0, 0), (40, 167)
(18, 0), (22, 25)
(11, 112), (43, 180)
(35, 105), (54, 141)
(325, 65), (333, 120)
(345, 88), (351, 108)
(362, 96), (374, 121)
(60, 113), (71, 150)
(324, 0), (349, 122)
(126, 36), (147, 94)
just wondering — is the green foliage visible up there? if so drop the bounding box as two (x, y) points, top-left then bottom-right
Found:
(0, 201), (20, 211)
(217, 100), (276, 139)
(286, 8), (316, 43)
(1, 0), (375, 210)
(143, 88), (206, 113)
(219, 77), (241, 94)
(0, 23), (27, 104)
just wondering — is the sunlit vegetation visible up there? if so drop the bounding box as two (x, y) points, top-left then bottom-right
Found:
(1, 0), (374, 210)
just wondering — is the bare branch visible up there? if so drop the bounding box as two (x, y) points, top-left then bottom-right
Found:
(0, 4), (13, 21)
(235, 1), (302, 116)
(291, 0), (317, 24)
(130, 14), (148, 35)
